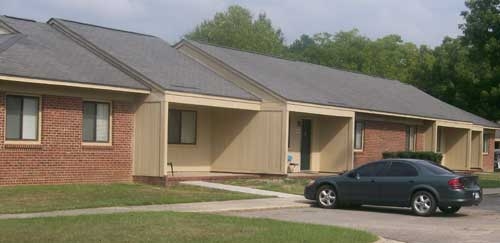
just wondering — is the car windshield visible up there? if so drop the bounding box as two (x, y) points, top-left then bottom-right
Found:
(418, 161), (454, 175)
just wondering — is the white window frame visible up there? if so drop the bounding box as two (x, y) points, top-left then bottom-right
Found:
(82, 100), (112, 146)
(354, 121), (365, 152)
(483, 133), (490, 155)
(405, 126), (417, 151)
(4, 94), (42, 145)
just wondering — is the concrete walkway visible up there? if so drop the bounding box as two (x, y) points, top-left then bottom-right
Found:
(0, 197), (308, 220)
(484, 188), (500, 195)
(181, 181), (302, 198)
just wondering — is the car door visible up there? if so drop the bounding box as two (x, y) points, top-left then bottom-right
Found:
(377, 161), (419, 206)
(346, 161), (389, 204)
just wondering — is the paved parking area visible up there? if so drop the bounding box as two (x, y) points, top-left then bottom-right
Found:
(225, 194), (500, 243)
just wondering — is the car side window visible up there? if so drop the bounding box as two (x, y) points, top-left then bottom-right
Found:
(355, 162), (388, 177)
(384, 162), (418, 177)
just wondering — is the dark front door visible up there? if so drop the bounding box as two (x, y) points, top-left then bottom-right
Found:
(300, 119), (312, 170)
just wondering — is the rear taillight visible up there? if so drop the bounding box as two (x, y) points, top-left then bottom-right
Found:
(448, 178), (465, 190)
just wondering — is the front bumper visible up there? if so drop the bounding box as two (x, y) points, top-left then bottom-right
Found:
(304, 184), (316, 200)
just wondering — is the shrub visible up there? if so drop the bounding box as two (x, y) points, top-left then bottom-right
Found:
(382, 151), (443, 164)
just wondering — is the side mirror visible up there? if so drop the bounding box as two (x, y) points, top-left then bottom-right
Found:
(356, 173), (361, 180)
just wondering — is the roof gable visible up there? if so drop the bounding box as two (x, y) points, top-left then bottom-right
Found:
(52, 19), (258, 101)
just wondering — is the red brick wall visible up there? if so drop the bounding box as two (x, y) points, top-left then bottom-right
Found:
(354, 120), (424, 167)
(0, 93), (134, 185)
(483, 133), (494, 172)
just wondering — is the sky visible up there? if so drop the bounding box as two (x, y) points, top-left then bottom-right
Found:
(0, 0), (467, 47)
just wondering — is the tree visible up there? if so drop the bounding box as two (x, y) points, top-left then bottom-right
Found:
(186, 5), (285, 55)
(460, 0), (500, 120)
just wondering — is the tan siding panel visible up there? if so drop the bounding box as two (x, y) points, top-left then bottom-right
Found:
(134, 102), (161, 176)
(211, 110), (284, 174)
(442, 127), (468, 170)
(470, 131), (481, 168)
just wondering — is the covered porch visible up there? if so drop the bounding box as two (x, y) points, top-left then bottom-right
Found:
(166, 103), (284, 174)
(287, 103), (354, 173)
(435, 121), (483, 170)
(133, 91), (287, 183)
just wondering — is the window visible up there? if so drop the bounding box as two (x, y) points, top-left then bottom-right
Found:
(6, 95), (39, 141)
(354, 121), (364, 150)
(83, 101), (110, 143)
(168, 110), (196, 144)
(405, 126), (417, 151)
(483, 133), (490, 154)
(437, 127), (443, 153)
(384, 162), (418, 177)
(355, 162), (388, 177)
(417, 161), (453, 175)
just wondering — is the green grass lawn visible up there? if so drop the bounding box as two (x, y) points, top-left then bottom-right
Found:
(0, 211), (377, 243)
(223, 178), (311, 195)
(0, 183), (266, 214)
(478, 173), (500, 188)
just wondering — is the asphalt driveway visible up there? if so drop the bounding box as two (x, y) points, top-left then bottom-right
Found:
(225, 194), (500, 243)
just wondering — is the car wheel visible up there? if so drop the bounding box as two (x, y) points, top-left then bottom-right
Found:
(439, 206), (461, 214)
(316, 185), (338, 209)
(411, 191), (437, 217)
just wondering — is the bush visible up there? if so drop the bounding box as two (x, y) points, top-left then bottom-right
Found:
(382, 151), (443, 164)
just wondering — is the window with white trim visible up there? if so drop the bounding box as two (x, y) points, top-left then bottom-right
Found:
(83, 101), (110, 143)
(405, 126), (417, 151)
(354, 121), (364, 150)
(6, 95), (40, 141)
(483, 133), (490, 154)
(168, 110), (197, 144)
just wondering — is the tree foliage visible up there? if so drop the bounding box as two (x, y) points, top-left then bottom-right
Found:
(186, 2), (500, 121)
(186, 5), (285, 55)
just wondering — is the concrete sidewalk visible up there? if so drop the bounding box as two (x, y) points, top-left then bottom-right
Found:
(181, 181), (302, 198)
(0, 197), (309, 220)
(483, 188), (500, 195)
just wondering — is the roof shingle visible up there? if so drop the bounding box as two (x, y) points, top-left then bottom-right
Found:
(0, 16), (148, 90)
(188, 40), (499, 127)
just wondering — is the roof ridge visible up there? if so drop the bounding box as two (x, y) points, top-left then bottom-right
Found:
(2, 15), (36, 22)
(189, 39), (406, 84)
(52, 18), (157, 38)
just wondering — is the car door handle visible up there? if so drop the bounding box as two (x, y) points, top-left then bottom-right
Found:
(371, 179), (376, 183)
(408, 180), (415, 183)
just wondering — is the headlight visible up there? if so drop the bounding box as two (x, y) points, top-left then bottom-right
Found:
(306, 180), (315, 186)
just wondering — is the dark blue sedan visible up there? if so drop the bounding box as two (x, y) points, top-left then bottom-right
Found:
(304, 159), (482, 216)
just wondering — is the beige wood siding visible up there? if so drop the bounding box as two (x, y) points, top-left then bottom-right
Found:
(167, 105), (213, 172)
(134, 102), (162, 176)
(211, 110), (284, 174)
(470, 130), (482, 168)
(422, 121), (436, 151)
(441, 127), (469, 170)
(318, 117), (353, 172)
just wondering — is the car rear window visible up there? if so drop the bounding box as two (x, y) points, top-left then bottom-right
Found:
(418, 161), (454, 175)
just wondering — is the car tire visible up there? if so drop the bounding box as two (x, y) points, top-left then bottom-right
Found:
(316, 185), (338, 209)
(411, 191), (437, 217)
(439, 206), (461, 214)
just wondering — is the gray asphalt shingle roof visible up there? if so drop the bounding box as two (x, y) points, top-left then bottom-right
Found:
(188, 40), (499, 128)
(55, 19), (258, 101)
(0, 16), (148, 90)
